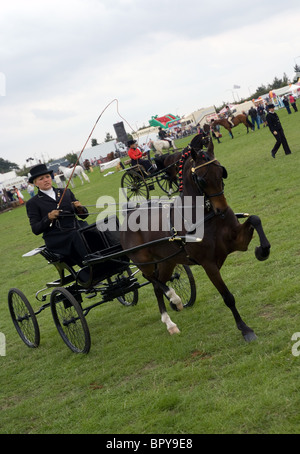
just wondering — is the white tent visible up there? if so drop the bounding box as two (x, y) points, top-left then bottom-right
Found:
(288, 84), (300, 94)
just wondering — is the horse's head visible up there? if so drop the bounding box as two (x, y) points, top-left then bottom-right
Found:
(190, 130), (213, 156)
(182, 134), (228, 213)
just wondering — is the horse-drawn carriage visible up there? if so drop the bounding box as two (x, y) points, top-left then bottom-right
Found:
(8, 216), (196, 354)
(9, 129), (271, 352)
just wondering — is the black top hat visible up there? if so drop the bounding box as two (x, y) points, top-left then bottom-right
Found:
(127, 139), (137, 147)
(28, 163), (53, 183)
(267, 103), (275, 109)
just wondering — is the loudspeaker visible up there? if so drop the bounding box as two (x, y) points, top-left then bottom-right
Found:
(113, 122), (127, 144)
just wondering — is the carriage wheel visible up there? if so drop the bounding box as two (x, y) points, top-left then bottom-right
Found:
(168, 265), (196, 309)
(8, 288), (40, 348)
(121, 170), (149, 202)
(116, 267), (139, 307)
(50, 287), (91, 354)
(156, 174), (179, 196)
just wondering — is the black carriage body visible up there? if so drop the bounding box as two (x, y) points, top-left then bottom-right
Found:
(77, 217), (130, 287)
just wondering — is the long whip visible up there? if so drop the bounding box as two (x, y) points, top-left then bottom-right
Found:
(57, 98), (136, 209)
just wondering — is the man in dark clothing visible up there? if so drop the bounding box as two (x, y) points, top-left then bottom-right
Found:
(158, 127), (173, 148)
(26, 163), (90, 266)
(266, 104), (292, 158)
(249, 106), (260, 130)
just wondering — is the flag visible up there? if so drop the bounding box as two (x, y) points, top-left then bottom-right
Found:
(233, 85), (240, 89)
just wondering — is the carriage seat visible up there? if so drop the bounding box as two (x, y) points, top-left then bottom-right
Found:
(129, 163), (151, 176)
(39, 247), (65, 264)
(37, 246), (78, 287)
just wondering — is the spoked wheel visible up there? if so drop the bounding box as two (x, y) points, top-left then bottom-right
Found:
(116, 267), (139, 306)
(121, 170), (149, 202)
(156, 174), (179, 196)
(168, 265), (196, 309)
(50, 287), (91, 354)
(8, 288), (40, 348)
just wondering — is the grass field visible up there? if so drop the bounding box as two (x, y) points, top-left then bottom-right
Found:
(1, 105), (300, 434)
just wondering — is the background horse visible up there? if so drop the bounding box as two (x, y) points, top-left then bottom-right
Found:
(211, 114), (253, 138)
(120, 133), (270, 342)
(58, 165), (90, 187)
(149, 139), (177, 155)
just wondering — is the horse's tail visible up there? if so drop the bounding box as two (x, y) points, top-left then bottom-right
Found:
(246, 118), (253, 128)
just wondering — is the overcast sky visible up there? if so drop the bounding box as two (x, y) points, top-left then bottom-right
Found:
(1, 0), (300, 167)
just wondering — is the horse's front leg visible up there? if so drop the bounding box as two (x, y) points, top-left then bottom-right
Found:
(248, 215), (271, 261)
(171, 140), (177, 150)
(203, 264), (257, 342)
(239, 215), (271, 261)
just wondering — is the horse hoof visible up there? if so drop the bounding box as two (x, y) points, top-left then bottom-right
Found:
(170, 302), (179, 312)
(170, 302), (184, 312)
(255, 246), (270, 261)
(243, 331), (257, 342)
(169, 326), (180, 335)
(167, 289), (183, 311)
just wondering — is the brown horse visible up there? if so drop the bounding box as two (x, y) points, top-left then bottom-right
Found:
(120, 132), (270, 342)
(211, 114), (253, 138)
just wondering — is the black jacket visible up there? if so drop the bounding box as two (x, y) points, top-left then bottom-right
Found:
(266, 112), (283, 133)
(158, 129), (168, 140)
(26, 187), (89, 265)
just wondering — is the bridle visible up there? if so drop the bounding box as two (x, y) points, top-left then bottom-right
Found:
(191, 157), (226, 198)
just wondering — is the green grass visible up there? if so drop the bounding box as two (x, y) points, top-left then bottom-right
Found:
(1, 104), (300, 434)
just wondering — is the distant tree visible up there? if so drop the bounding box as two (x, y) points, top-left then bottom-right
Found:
(270, 76), (282, 89)
(91, 138), (99, 147)
(0, 158), (19, 173)
(251, 84), (268, 98)
(294, 64), (300, 72)
(104, 133), (114, 142)
(293, 64), (300, 82)
(282, 72), (290, 86)
(64, 153), (78, 165)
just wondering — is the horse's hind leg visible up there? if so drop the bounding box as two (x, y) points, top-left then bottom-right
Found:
(203, 264), (257, 342)
(145, 272), (182, 335)
(82, 172), (90, 183)
(152, 284), (181, 334)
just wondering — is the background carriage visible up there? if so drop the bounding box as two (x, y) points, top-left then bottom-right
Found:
(120, 152), (183, 202)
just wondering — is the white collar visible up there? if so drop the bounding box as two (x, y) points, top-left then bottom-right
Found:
(40, 187), (56, 200)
